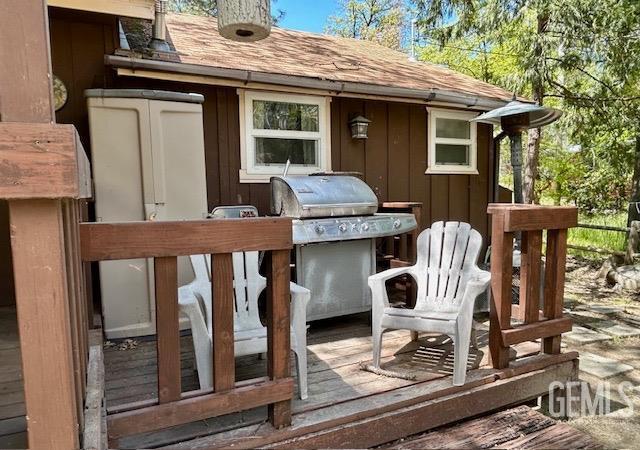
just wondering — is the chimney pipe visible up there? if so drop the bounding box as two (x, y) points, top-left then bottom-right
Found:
(151, 0), (170, 52)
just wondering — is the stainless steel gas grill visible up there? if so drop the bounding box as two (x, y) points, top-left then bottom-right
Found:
(271, 175), (417, 321)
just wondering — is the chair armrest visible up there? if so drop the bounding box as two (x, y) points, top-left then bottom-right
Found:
(289, 281), (311, 300)
(289, 282), (310, 329)
(368, 266), (414, 284)
(459, 269), (491, 313)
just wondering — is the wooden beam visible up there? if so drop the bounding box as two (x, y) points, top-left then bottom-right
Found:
(501, 317), (573, 346)
(79, 218), (293, 261)
(543, 229), (569, 354)
(83, 332), (105, 450)
(154, 256), (181, 403)
(10, 199), (80, 449)
(519, 230), (542, 324)
(0, 1), (54, 122)
(488, 212), (512, 368)
(267, 249), (293, 428)
(47, 0), (155, 19)
(0, 123), (91, 199)
(1, 1), (82, 448)
(487, 204), (577, 232)
(107, 378), (294, 440)
(212, 253), (235, 392)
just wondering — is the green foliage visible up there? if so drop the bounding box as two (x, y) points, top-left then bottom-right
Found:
(413, 0), (640, 217)
(568, 212), (628, 260)
(325, 0), (408, 50)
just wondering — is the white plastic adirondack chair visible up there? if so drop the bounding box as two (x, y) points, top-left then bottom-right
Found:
(178, 252), (311, 399)
(368, 221), (490, 386)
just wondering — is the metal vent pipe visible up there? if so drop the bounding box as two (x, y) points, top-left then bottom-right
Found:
(151, 0), (170, 51)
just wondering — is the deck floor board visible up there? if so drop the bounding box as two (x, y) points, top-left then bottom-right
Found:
(384, 405), (601, 450)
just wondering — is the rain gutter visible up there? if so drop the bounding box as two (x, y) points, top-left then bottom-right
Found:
(105, 54), (510, 110)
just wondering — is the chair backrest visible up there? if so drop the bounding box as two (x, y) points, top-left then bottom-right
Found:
(413, 221), (483, 312)
(189, 252), (266, 334)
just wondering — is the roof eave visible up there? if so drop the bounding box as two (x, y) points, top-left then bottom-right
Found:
(105, 54), (512, 110)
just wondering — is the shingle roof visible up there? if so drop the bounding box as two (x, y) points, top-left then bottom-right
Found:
(156, 13), (513, 103)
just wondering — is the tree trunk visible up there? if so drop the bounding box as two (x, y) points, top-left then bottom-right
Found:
(523, 14), (548, 205)
(627, 134), (640, 226)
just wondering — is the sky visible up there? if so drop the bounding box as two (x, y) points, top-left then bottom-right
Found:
(275, 0), (339, 33)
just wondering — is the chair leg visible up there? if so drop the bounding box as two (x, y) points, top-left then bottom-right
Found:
(293, 346), (308, 400)
(453, 319), (472, 386)
(372, 322), (384, 367)
(470, 321), (479, 350)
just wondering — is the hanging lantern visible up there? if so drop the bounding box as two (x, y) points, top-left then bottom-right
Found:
(349, 116), (371, 139)
(217, 0), (271, 42)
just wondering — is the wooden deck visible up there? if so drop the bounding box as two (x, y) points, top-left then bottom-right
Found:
(99, 313), (576, 449)
(0, 307), (581, 449)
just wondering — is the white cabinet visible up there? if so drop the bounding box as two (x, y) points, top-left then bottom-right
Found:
(87, 89), (208, 338)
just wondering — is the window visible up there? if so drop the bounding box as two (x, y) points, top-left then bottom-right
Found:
(426, 108), (478, 174)
(239, 90), (331, 182)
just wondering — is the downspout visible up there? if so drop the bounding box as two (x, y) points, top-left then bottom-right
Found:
(151, 0), (170, 52)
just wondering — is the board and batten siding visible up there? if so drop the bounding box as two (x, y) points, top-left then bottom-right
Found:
(113, 81), (496, 241)
(331, 97), (495, 242)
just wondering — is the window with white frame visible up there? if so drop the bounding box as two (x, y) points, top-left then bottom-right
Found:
(426, 108), (478, 174)
(239, 90), (331, 182)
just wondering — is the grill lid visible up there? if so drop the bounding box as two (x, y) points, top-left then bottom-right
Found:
(271, 175), (378, 218)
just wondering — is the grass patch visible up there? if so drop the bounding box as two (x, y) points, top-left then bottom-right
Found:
(567, 212), (628, 260)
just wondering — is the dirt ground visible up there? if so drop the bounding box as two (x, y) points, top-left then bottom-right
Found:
(560, 255), (640, 449)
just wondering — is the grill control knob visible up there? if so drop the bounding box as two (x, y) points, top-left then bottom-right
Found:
(315, 225), (325, 234)
(339, 223), (348, 233)
(361, 223), (370, 232)
(393, 219), (401, 229)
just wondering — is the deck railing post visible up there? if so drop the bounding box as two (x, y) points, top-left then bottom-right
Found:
(211, 252), (236, 392)
(0, 1), (93, 448)
(266, 248), (292, 428)
(487, 204), (577, 370)
(155, 256), (182, 403)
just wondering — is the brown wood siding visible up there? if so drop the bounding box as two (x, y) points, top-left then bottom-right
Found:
(50, 8), (118, 151)
(112, 79), (495, 242)
(331, 97), (494, 242)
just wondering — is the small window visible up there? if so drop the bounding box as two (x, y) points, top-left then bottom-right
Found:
(426, 108), (478, 174)
(239, 91), (331, 182)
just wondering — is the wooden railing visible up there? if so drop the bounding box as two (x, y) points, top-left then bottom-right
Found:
(79, 218), (295, 443)
(0, 122), (92, 448)
(487, 204), (578, 369)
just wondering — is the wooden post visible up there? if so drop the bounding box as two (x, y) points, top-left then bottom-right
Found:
(212, 253), (236, 392)
(155, 256), (181, 403)
(519, 230), (542, 324)
(488, 211), (512, 369)
(0, 1), (81, 448)
(543, 229), (568, 354)
(266, 249), (292, 428)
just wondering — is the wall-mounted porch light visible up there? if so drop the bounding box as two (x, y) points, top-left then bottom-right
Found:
(349, 116), (371, 139)
(218, 0), (272, 42)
